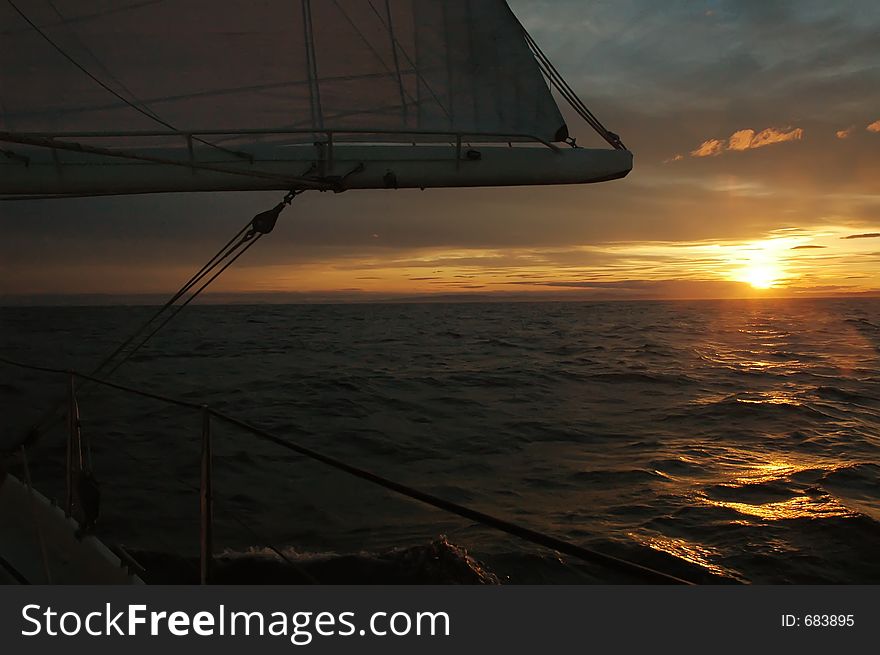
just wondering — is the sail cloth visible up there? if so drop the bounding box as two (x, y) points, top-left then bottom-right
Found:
(0, 0), (568, 145)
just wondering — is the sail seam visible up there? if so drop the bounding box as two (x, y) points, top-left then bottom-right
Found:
(364, 0), (452, 122)
(3, 0), (252, 160)
(384, 0), (409, 126)
(301, 0), (324, 130)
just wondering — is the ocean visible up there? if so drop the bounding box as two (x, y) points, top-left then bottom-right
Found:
(2, 298), (879, 584)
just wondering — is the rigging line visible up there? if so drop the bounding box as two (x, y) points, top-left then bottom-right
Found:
(44, 0), (163, 126)
(520, 28), (625, 149)
(520, 28), (601, 125)
(22, 226), (255, 441)
(525, 32), (608, 134)
(0, 192), (178, 201)
(87, 221), (254, 381)
(441, 2), (455, 125)
(21, 239), (259, 447)
(534, 51), (618, 147)
(533, 53), (606, 136)
(101, 234), (265, 381)
(1, 229), (253, 444)
(328, 0), (415, 113)
(100, 191), (301, 376)
(383, 0), (408, 124)
(363, 0), (452, 123)
(4, 0), (249, 161)
(0, 355), (206, 412)
(9, 192), (299, 450)
(0, 132), (333, 190)
(462, 0), (480, 130)
(1, 71), (420, 122)
(524, 32), (605, 133)
(301, 0), (323, 130)
(0, 1), (164, 37)
(329, 0), (445, 123)
(514, 18), (619, 146)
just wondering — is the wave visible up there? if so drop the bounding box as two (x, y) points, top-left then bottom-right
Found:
(131, 537), (499, 584)
(815, 385), (880, 405)
(6, 299), (880, 584)
(570, 468), (670, 486)
(584, 372), (696, 386)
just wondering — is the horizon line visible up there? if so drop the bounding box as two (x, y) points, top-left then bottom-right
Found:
(3, 290), (880, 307)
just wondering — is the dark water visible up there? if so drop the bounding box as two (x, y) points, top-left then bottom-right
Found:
(2, 298), (880, 583)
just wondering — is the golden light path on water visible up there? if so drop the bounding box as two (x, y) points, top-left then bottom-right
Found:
(632, 456), (861, 580)
(626, 533), (734, 579)
(702, 493), (856, 521)
(701, 459), (859, 521)
(630, 306), (880, 579)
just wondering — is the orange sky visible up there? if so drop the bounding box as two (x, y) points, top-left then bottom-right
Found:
(211, 224), (880, 300)
(2, 1), (880, 303)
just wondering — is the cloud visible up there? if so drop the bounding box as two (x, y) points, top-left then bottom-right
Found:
(836, 127), (855, 139)
(690, 139), (725, 157)
(750, 127), (805, 148)
(663, 153), (684, 163)
(727, 129), (756, 151)
(791, 245), (826, 249)
(690, 127), (804, 157)
(842, 233), (880, 239)
(868, 119), (880, 133)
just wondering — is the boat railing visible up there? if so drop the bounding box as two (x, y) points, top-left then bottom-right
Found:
(0, 354), (692, 585)
(1, 127), (562, 173)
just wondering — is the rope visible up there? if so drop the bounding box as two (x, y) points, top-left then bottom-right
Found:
(0, 355), (204, 411)
(96, 192), (299, 379)
(86, 220), (254, 382)
(514, 16), (626, 150)
(105, 235), (264, 380)
(4, 191), (301, 451)
(5, 0), (249, 161)
(0, 356), (695, 584)
(335, 0), (451, 122)
(0, 132), (331, 190)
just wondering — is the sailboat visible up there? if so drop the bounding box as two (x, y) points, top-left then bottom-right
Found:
(0, 0), (652, 585)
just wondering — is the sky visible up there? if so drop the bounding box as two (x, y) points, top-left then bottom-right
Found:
(2, 0), (880, 303)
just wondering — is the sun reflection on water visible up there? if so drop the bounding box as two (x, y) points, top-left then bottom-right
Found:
(729, 460), (805, 485)
(628, 532), (735, 579)
(735, 391), (801, 405)
(702, 493), (855, 521)
(699, 457), (860, 522)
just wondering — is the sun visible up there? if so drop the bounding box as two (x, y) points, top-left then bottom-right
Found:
(729, 241), (788, 289)
(741, 263), (780, 289)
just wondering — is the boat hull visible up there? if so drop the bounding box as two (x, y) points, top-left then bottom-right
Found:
(0, 472), (141, 584)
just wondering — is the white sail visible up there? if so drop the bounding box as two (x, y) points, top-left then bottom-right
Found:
(0, 0), (567, 141)
(0, 0), (632, 195)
